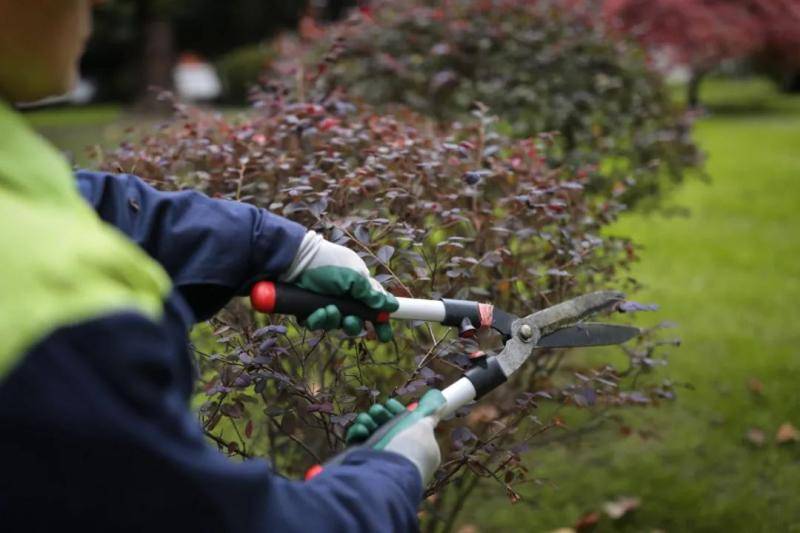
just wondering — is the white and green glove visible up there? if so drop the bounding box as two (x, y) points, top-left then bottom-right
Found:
(344, 390), (445, 485)
(280, 231), (398, 342)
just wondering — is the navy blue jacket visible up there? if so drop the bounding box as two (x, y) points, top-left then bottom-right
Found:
(0, 171), (422, 532)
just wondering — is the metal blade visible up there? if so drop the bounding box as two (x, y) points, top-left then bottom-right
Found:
(495, 292), (630, 381)
(536, 323), (639, 348)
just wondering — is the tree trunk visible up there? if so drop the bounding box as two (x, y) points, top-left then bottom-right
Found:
(322, 0), (358, 20)
(687, 69), (706, 110)
(137, 1), (175, 112)
(781, 70), (800, 93)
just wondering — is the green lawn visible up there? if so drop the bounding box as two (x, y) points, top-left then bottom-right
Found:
(24, 104), (245, 167)
(461, 80), (800, 531)
(23, 104), (126, 167)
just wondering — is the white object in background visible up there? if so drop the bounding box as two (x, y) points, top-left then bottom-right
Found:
(69, 78), (96, 104)
(173, 52), (221, 102)
(17, 78), (96, 108)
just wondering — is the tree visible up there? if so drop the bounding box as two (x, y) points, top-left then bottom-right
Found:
(137, 0), (179, 110)
(84, 0), (310, 103)
(753, 1), (800, 90)
(603, 0), (800, 106)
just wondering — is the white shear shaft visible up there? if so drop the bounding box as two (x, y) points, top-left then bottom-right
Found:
(440, 377), (477, 419)
(393, 297), (446, 322)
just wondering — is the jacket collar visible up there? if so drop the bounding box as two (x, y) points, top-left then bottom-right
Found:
(0, 100), (76, 204)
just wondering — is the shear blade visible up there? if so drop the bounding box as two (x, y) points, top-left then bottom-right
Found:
(536, 323), (639, 348)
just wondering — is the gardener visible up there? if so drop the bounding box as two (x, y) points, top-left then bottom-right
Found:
(0, 1), (441, 531)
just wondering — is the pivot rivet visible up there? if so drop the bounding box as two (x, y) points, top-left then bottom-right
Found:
(519, 324), (533, 341)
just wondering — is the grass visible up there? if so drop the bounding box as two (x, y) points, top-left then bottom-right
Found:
(26, 78), (800, 532)
(460, 80), (800, 531)
(24, 103), (247, 167)
(22, 104), (122, 127)
(22, 104), (129, 167)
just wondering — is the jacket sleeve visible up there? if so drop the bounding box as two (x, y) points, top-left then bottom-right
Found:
(75, 170), (307, 321)
(0, 306), (423, 532)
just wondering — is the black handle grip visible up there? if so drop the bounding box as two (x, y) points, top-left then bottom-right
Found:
(250, 281), (390, 323)
(464, 356), (507, 399)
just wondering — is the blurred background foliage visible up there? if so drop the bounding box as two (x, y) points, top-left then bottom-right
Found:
(82, 0), (356, 102)
(280, 0), (703, 209)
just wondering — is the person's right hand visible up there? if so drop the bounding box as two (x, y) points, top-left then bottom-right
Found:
(346, 390), (445, 485)
(279, 231), (398, 342)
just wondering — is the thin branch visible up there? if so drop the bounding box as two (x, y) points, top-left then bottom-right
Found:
(439, 474), (480, 533)
(269, 418), (322, 463)
(204, 429), (253, 459)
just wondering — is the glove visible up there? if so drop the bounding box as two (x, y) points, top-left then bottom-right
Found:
(345, 390), (445, 486)
(280, 231), (398, 342)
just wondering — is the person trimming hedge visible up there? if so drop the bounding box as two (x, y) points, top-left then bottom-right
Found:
(0, 2), (442, 531)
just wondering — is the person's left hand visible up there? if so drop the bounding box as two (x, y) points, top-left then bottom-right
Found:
(280, 231), (398, 342)
(344, 390), (445, 486)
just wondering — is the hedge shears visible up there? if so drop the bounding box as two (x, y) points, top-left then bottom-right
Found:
(250, 281), (639, 478)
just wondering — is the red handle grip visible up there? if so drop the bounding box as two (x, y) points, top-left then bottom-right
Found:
(304, 464), (325, 481)
(250, 281), (390, 323)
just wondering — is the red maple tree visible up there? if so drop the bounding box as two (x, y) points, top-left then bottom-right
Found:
(603, 0), (800, 106)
